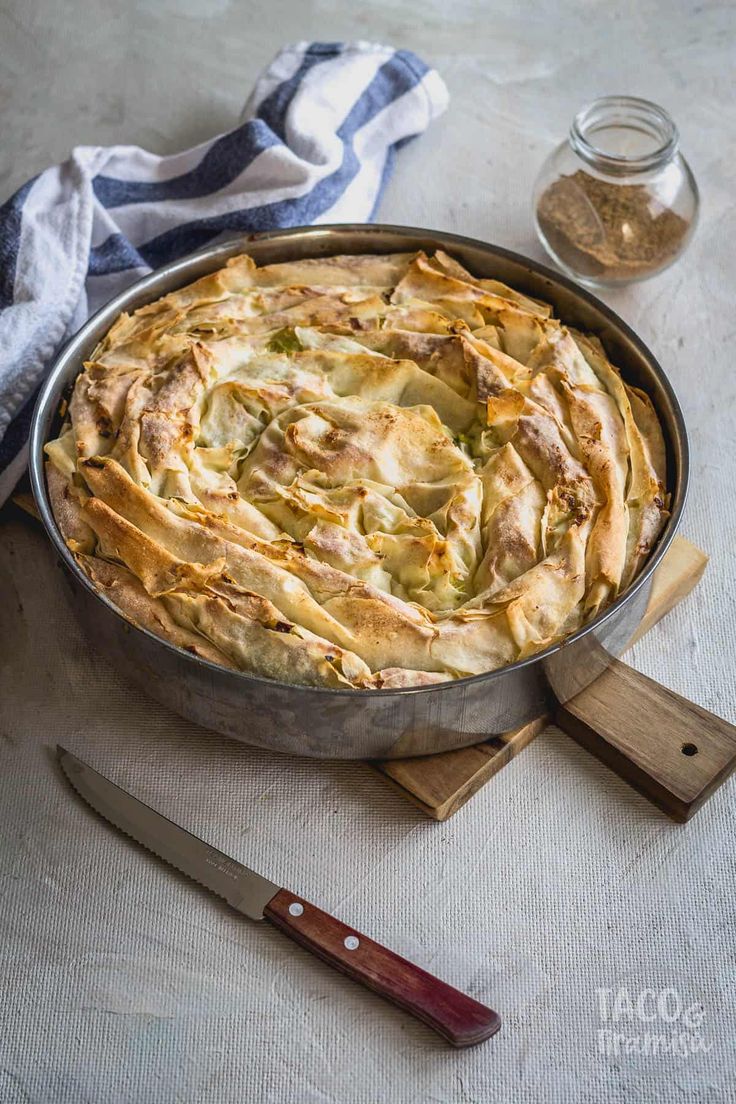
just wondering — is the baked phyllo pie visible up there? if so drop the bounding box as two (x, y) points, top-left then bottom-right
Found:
(45, 250), (668, 689)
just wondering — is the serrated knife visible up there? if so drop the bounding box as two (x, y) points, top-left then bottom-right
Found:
(57, 746), (501, 1046)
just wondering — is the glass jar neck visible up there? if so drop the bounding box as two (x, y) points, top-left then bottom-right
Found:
(569, 96), (679, 175)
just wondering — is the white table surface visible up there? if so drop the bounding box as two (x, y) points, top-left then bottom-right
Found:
(1, 2), (735, 1101)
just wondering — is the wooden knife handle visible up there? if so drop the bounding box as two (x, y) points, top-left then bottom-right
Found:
(264, 888), (501, 1046)
(555, 656), (736, 822)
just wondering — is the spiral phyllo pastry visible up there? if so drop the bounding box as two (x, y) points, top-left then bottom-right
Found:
(46, 250), (668, 688)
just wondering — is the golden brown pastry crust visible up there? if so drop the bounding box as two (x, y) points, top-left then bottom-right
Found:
(45, 250), (668, 688)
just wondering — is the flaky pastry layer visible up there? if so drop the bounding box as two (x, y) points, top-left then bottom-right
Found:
(46, 249), (668, 689)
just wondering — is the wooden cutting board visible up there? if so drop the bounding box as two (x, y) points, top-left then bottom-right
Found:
(374, 535), (718, 821)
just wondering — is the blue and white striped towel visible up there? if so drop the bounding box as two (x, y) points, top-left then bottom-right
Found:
(0, 41), (448, 505)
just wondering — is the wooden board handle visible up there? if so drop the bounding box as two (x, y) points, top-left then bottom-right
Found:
(555, 657), (736, 821)
(264, 888), (501, 1046)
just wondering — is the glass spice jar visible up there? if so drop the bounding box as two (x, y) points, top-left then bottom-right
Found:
(533, 95), (699, 287)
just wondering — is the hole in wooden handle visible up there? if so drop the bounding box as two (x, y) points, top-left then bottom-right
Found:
(554, 656), (736, 821)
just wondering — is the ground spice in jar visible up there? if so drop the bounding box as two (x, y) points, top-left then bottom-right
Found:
(536, 170), (690, 280)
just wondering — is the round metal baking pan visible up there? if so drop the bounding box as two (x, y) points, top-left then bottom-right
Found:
(29, 225), (689, 759)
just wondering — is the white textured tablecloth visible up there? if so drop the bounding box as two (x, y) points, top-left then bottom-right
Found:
(1, 2), (735, 1101)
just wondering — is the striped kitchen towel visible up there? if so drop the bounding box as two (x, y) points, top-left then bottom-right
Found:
(0, 40), (448, 505)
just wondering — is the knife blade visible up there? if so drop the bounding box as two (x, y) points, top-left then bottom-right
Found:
(58, 745), (501, 1047)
